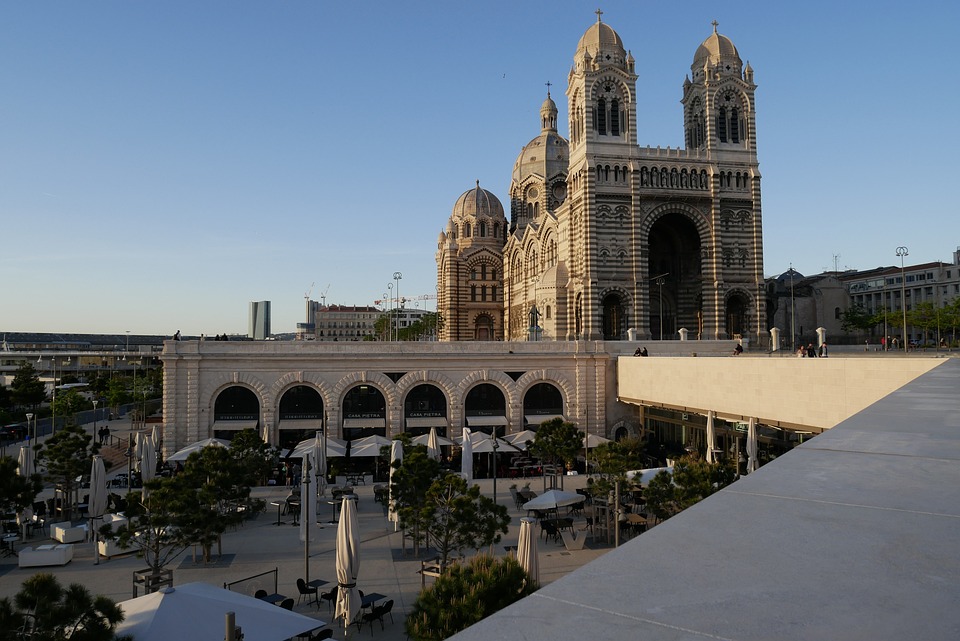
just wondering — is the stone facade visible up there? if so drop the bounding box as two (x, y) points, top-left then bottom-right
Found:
(438, 16), (766, 345)
(159, 340), (633, 457)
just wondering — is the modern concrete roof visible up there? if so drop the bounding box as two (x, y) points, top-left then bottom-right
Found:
(450, 357), (960, 640)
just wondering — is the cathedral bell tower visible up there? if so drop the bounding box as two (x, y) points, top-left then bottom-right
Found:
(563, 10), (638, 340)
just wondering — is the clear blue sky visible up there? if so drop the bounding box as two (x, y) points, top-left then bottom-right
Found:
(3, 1), (957, 336)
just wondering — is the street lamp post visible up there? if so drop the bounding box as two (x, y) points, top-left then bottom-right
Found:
(387, 283), (393, 341)
(393, 272), (403, 341)
(650, 273), (669, 341)
(491, 432), (499, 506)
(26, 413), (33, 441)
(896, 246), (909, 352)
(93, 400), (98, 442)
(125, 434), (135, 491)
(789, 265), (796, 353)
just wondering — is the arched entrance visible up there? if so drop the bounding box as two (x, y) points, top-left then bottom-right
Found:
(404, 383), (448, 437)
(342, 384), (386, 440)
(522, 382), (564, 429)
(464, 383), (507, 437)
(726, 292), (749, 338)
(602, 293), (626, 340)
(213, 386), (260, 441)
(277, 385), (324, 450)
(648, 214), (702, 339)
(474, 314), (494, 341)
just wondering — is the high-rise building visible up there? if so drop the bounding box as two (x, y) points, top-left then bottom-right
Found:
(248, 301), (271, 340)
(438, 16), (765, 344)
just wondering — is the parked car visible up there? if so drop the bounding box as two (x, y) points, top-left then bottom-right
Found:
(0, 423), (28, 442)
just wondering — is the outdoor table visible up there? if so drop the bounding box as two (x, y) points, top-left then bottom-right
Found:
(1, 534), (18, 557)
(306, 579), (328, 590)
(287, 500), (301, 525)
(258, 592), (287, 605)
(360, 592), (386, 610)
(270, 500), (286, 526)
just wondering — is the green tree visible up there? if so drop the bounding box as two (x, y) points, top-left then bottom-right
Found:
(35, 424), (101, 522)
(228, 428), (279, 486)
(527, 418), (582, 490)
(0, 456), (43, 519)
(907, 301), (939, 344)
(106, 378), (131, 415)
(391, 448), (443, 556)
(643, 456), (735, 522)
(0, 573), (129, 641)
(106, 474), (195, 577)
(588, 436), (647, 498)
(10, 362), (46, 411)
(406, 554), (537, 641)
(51, 389), (89, 427)
(840, 303), (876, 336)
(421, 473), (509, 572)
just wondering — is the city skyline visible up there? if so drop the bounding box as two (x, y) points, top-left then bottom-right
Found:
(3, 1), (957, 335)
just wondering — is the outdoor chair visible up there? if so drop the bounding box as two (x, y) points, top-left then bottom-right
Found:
(254, 589), (268, 599)
(540, 520), (560, 543)
(279, 597), (295, 610)
(319, 585), (337, 610)
(296, 577), (319, 607)
(360, 599), (394, 632)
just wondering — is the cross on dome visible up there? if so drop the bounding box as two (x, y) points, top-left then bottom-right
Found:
(712, 20), (719, 33)
(595, 8), (603, 22)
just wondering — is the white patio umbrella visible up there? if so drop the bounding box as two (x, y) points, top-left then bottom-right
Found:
(150, 424), (162, 454)
(461, 428), (473, 483)
(315, 431), (328, 498)
(582, 432), (610, 477)
(17, 445), (35, 541)
(505, 430), (538, 450)
(522, 489), (585, 513)
(88, 455), (108, 564)
(351, 434), (392, 449)
(410, 432), (455, 447)
(626, 466), (674, 487)
(705, 410), (717, 464)
(426, 426), (441, 461)
(139, 435), (157, 484)
(300, 451), (315, 544)
(516, 516), (539, 585)
(466, 432), (520, 454)
(17, 445), (34, 478)
(166, 437), (229, 462)
(116, 582), (323, 641)
(746, 417), (759, 473)
(388, 440), (403, 526)
(335, 496), (361, 635)
(292, 435), (347, 459)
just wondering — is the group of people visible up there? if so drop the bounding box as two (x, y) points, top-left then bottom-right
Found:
(797, 342), (828, 357)
(633, 347), (649, 357)
(96, 425), (112, 444)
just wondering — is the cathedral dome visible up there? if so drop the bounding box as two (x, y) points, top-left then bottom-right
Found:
(451, 182), (505, 221)
(692, 23), (742, 75)
(576, 15), (625, 59)
(512, 132), (569, 186)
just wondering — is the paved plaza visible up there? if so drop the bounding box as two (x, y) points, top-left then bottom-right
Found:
(1, 419), (612, 640)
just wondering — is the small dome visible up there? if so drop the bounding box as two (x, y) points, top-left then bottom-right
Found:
(692, 22), (742, 76)
(541, 93), (558, 118)
(451, 181), (505, 221)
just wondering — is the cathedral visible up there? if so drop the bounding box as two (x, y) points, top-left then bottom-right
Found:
(437, 14), (765, 345)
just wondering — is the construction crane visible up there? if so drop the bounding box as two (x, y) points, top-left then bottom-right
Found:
(320, 284), (330, 306)
(304, 282), (315, 301)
